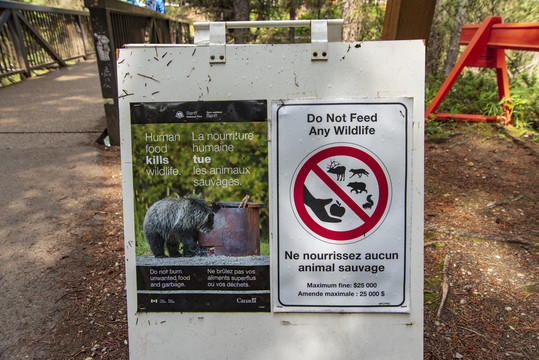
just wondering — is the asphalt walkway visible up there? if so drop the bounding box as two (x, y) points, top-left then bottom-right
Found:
(0, 60), (107, 359)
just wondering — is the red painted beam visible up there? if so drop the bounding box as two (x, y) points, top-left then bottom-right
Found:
(460, 22), (539, 51)
(435, 113), (501, 124)
(425, 17), (502, 120)
(425, 17), (535, 126)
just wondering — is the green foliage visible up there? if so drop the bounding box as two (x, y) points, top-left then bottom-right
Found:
(301, 0), (341, 20)
(434, 243), (446, 250)
(346, 1), (385, 41)
(249, 8), (296, 44)
(427, 0), (538, 76)
(1, 74), (23, 87)
(185, 0), (344, 44)
(424, 271), (442, 312)
(136, 231), (153, 256)
(295, 1), (342, 41)
(131, 121), (269, 256)
(260, 236), (269, 256)
(426, 69), (539, 130)
(250, 27), (295, 44)
(504, 72), (539, 129)
(424, 120), (451, 143)
(426, 70), (498, 116)
(250, 0), (283, 21)
(132, 122), (268, 207)
(424, 291), (440, 312)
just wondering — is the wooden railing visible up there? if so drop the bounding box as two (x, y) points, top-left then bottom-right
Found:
(0, 0), (94, 81)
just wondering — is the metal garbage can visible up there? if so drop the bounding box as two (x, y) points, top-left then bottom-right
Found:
(199, 202), (266, 256)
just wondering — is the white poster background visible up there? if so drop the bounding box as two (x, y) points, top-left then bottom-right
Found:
(274, 100), (412, 312)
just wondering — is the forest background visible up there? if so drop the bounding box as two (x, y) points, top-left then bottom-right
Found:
(19, 0), (538, 130)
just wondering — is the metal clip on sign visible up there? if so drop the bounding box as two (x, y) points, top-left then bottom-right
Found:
(193, 19), (344, 64)
(209, 22), (226, 64)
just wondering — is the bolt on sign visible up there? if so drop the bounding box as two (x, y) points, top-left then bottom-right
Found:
(273, 100), (412, 312)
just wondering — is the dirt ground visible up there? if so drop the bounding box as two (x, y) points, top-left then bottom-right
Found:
(423, 122), (538, 359)
(45, 145), (129, 360)
(36, 122), (538, 359)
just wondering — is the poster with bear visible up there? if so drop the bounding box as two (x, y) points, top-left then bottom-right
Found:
(130, 100), (270, 312)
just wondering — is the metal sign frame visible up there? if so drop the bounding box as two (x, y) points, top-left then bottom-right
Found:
(118, 19), (424, 360)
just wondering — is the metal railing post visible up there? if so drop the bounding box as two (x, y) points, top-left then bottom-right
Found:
(83, 0), (192, 146)
(75, 14), (89, 59)
(85, 1), (121, 145)
(8, 9), (31, 78)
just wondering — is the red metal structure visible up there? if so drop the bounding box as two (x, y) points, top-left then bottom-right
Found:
(425, 16), (539, 126)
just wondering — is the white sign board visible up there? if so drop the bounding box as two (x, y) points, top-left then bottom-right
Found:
(273, 100), (411, 312)
(118, 32), (425, 359)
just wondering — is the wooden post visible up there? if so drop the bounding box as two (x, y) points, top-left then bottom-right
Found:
(382, 0), (436, 46)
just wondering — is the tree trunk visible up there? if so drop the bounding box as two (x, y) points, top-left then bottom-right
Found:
(443, 2), (468, 76)
(232, 0), (250, 43)
(341, 0), (359, 42)
(426, 0), (446, 77)
(288, 0), (297, 42)
(426, 21), (445, 76)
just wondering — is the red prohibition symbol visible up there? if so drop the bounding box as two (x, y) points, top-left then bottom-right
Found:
(292, 145), (390, 242)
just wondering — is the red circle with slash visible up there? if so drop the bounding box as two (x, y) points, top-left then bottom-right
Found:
(292, 145), (390, 241)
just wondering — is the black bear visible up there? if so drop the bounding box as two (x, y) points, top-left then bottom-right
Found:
(143, 197), (215, 257)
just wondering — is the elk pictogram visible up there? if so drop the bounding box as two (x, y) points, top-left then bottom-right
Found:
(327, 159), (346, 181)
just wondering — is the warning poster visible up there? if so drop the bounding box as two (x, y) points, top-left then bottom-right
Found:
(273, 100), (412, 312)
(130, 100), (270, 312)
